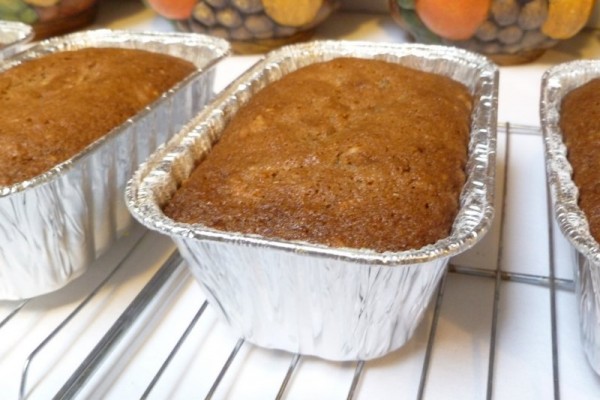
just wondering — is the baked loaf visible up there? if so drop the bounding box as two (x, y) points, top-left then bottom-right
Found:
(0, 47), (196, 186)
(164, 57), (473, 252)
(560, 78), (600, 243)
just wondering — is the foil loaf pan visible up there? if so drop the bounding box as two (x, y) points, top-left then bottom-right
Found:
(127, 41), (498, 361)
(541, 61), (600, 375)
(0, 21), (33, 61)
(0, 29), (229, 300)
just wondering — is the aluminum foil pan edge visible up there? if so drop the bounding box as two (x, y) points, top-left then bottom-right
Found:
(127, 41), (499, 267)
(0, 21), (33, 61)
(0, 29), (230, 300)
(541, 60), (600, 375)
(126, 41), (498, 360)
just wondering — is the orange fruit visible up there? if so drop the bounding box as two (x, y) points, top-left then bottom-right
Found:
(415, 0), (492, 41)
(146, 0), (196, 20)
(542, 0), (596, 40)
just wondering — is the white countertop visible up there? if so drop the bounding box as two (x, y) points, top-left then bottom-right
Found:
(1, 2), (600, 399)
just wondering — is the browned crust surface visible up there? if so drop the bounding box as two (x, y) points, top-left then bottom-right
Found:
(560, 78), (600, 242)
(0, 47), (196, 185)
(165, 57), (473, 252)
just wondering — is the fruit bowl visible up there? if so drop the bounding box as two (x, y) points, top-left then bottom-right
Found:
(0, 0), (97, 39)
(389, 0), (597, 65)
(145, 0), (340, 54)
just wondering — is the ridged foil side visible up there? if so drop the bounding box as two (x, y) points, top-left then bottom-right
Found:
(0, 21), (33, 61)
(127, 41), (498, 360)
(0, 30), (229, 300)
(541, 61), (600, 375)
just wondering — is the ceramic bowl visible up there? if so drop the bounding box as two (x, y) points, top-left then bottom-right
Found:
(389, 0), (597, 65)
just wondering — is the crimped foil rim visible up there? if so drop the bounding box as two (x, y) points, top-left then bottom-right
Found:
(0, 29), (229, 197)
(127, 41), (498, 266)
(541, 60), (600, 265)
(0, 20), (33, 48)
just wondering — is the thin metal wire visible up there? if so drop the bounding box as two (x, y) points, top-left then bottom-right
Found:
(486, 252), (502, 400)
(275, 353), (301, 400)
(346, 361), (365, 400)
(205, 338), (245, 400)
(485, 122), (511, 400)
(54, 249), (184, 400)
(546, 150), (561, 400)
(416, 271), (449, 400)
(0, 300), (28, 330)
(449, 264), (574, 291)
(140, 301), (209, 400)
(448, 264), (496, 279)
(500, 272), (573, 291)
(506, 123), (541, 136)
(19, 232), (147, 400)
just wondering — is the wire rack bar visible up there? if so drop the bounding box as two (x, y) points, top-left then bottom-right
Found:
(486, 258), (501, 400)
(140, 300), (209, 400)
(416, 272), (448, 400)
(485, 122), (513, 399)
(205, 338), (245, 400)
(19, 232), (147, 400)
(0, 300), (28, 330)
(449, 264), (574, 291)
(54, 249), (184, 400)
(500, 272), (572, 291)
(546, 153), (561, 400)
(275, 353), (301, 400)
(346, 361), (365, 400)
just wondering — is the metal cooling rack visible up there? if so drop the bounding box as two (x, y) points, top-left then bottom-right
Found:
(1, 124), (598, 400)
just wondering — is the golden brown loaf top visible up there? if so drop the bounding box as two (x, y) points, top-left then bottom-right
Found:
(560, 78), (600, 243)
(0, 47), (196, 186)
(164, 57), (473, 252)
